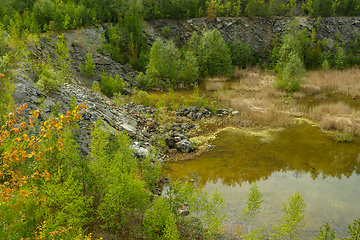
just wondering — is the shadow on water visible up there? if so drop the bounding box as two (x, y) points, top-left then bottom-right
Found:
(163, 123), (360, 238)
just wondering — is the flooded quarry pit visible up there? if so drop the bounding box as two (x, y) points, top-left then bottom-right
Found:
(162, 123), (360, 238)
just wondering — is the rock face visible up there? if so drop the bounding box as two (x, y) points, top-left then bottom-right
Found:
(147, 17), (360, 52)
(31, 24), (137, 89)
(12, 70), (146, 156)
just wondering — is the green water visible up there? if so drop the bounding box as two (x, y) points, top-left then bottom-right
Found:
(163, 123), (360, 238)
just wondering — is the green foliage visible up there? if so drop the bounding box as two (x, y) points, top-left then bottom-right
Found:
(242, 183), (263, 221)
(54, 34), (71, 82)
(316, 222), (337, 240)
(346, 218), (360, 239)
(105, 7), (145, 70)
(35, 63), (61, 93)
(188, 29), (233, 77)
(165, 180), (227, 237)
(334, 130), (353, 142)
(145, 38), (198, 88)
(272, 191), (306, 240)
(243, 226), (269, 240)
(162, 26), (172, 38)
(138, 154), (162, 190)
(334, 47), (348, 69)
(275, 20), (306, 92)
(276, 20), (303, 73)
(38, 170), (93, 236)
(269, 0), (282, 16)
(85, 51), (95, 76)
(275, 51), (306, 92)
(312, 0), (335, 17)
(212, 0), (242, 17)
(245, 0), (269, 17)
(131, 88), (152, 106)
(322, 59), (331, 70)
(190, 189), (227, 238)
(0, 73), (14, 127)
(100, 71), (124, 97)
(146, 39), (181, 86)
(112, 92), (127, 107)
(92, 80), (101, 92)
(143, 0), (207, 19)
(143, 197), (179, 240)
(230, 39), (252, 68)
(179, 50), (199, 85)
(88, 118), (149, 231)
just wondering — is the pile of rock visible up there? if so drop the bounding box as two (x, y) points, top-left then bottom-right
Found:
(125, 103), (156, 116)
(174, 107), (213, 120)
(165, 131), (195, 153)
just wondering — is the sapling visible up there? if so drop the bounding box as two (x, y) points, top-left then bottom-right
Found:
(54, 34), (71, 82)
(242, 183), (263, 233)
(316, 222), (337, 240)
(347, 218), (360, 240)
(272, 191), (306, 240)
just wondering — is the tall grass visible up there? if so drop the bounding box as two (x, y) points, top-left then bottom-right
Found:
(306, 68), (360, 97)
(308, 102), (360, 135)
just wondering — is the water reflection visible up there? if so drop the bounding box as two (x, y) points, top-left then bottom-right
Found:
(163, 123), (360, 238)
(164, 123), (360, 187)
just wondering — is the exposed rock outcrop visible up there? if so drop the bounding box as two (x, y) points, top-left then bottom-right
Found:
(147, 17), (360, 52)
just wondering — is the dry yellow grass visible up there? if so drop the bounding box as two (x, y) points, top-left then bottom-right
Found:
(306, 68), (360, 96)
(208, 67), (360, 132)
(301, 84), (321, 96)
(308, 102), (360, 135)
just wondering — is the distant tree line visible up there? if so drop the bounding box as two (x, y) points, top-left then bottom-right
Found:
(1, 0), (360, 34)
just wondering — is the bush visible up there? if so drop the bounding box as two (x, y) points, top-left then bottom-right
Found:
(275, 51), (306, 92)
(131, 88), (152, 106)
(92, 80), (101, 92)
(89, 119), (150, 231)
(334, 130), (353, 142)
(230, 39), (252, 68)
(100, 71), (124, 97)
(0, 72), (14, 126)
(39, 171), (93, 236)
(334, 47), (348, 69)
(85, 51), (95, 76)
(35, 66), (60, 93)
(143, 197), (179, 240)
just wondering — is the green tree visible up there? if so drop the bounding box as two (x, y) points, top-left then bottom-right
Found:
(230, 39), (252, 68)
(272, 191), (306, 239)
(242, 183), (263, 221)
(275, 51), (306, 92)
(189, 29), (233, 77)
(54, 34), (71, 82)
(313, 0), (335, 17)
(275, 20), (303, 72)
(316, 222), (337, 240)
(0, 73), (14, 129)
(85, 50), (95, 76)
(146, 39), (184, 87)
(274, 20), (306, 92)
(245, 0), (268, 17)
(100, 71), (124, 97)
(89, 118), (149, 231)
(143, 197), (179, 240)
